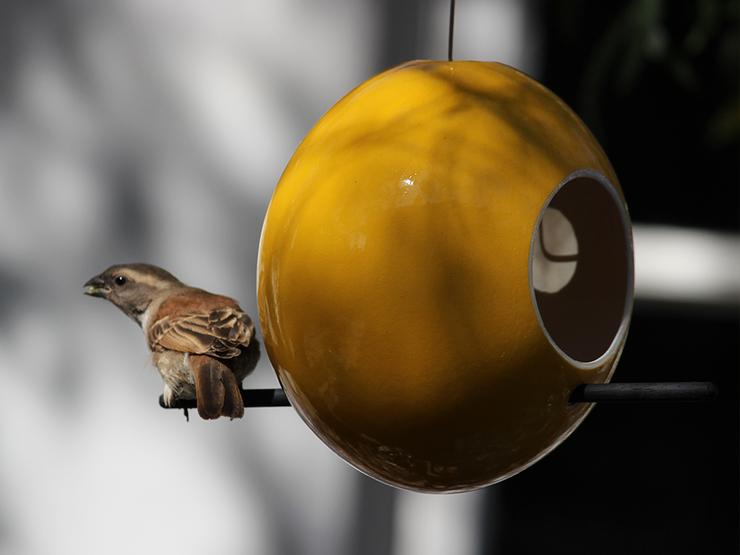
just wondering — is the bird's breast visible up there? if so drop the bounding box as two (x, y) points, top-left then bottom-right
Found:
(152, 350), (196, 398)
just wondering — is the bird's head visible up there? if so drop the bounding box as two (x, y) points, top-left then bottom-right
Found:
(84, 263), (182, 323)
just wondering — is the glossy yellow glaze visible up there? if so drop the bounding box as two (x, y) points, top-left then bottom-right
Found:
(257, 61), (630, 491)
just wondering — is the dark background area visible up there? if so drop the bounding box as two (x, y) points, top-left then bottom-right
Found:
(489, 2), (739, 553)
(490, 311), (738, 554)
(543, 0), (739, 231)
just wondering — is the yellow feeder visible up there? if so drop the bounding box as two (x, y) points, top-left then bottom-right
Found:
(257, 61), (633, 492)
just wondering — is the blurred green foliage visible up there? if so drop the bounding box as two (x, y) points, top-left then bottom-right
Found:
(552, 0), (739, 145)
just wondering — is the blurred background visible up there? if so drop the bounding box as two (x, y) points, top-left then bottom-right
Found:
(0, 0), (737, 553)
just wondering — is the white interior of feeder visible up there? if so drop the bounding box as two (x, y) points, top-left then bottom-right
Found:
(530, 170), (634, 367)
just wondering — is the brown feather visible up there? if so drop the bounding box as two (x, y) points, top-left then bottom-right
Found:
(147, 288), (254, 359)
(190, 355), (245, 419)
(219, 368), (245, 418)
(190, 355), (225, 420)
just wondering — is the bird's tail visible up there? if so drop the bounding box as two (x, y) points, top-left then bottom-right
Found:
(190, 355), (245, 420)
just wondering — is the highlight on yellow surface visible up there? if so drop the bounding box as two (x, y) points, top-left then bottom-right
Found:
(257, 60), (634, 492)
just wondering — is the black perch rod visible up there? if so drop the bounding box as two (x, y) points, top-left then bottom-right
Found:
(159, 388), (290, 410)
(570, 382), (718, 404)
(159, 382), (717, 410)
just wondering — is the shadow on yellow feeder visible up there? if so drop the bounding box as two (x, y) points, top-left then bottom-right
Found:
(257, 61), (634, 492)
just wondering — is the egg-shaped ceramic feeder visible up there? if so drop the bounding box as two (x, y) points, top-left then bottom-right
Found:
(257, 61), (634, 492)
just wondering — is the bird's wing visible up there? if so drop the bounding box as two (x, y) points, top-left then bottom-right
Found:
(147, 290), (254, 359)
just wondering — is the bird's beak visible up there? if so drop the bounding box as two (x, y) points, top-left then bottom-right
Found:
(84, 276), (109, 298)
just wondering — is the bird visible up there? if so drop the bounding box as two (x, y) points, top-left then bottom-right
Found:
(84, 263), (259, 420)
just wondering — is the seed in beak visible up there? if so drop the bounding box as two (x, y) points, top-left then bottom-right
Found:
(83, 276), (109, 297)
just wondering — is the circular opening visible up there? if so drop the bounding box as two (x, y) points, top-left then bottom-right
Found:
(529, 170), (633, 366)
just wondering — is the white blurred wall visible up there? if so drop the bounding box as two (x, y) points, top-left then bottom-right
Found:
(0, 1), (537, 554)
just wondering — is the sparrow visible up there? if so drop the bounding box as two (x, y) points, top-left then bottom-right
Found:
(84, 263), (259, 420)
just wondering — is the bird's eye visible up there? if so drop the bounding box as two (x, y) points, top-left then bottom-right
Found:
(114, 275), (127, 286)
